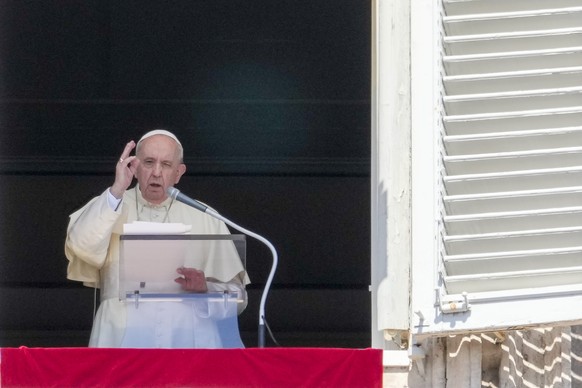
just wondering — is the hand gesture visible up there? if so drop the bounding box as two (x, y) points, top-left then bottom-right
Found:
(110, 140), (139, 199)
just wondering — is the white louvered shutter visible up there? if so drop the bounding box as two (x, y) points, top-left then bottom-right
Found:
(411, 0), (582, 337)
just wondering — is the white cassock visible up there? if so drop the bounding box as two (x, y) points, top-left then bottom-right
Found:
(65, 186), (250, 348)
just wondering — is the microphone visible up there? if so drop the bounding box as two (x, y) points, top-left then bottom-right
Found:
(166, 186), (278, 348)
(167, 186), (208, 213)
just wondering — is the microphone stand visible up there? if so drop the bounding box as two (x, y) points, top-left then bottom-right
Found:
(203, 208), (278, 348)
(167, 187), (278, 347)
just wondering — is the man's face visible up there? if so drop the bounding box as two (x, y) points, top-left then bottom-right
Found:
(135, 135), (186, 204)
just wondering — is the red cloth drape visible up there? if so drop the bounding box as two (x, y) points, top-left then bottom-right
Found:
(1, 347), (382, 387)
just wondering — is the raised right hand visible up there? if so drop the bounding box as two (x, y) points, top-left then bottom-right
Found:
(110, 140), (139, 199)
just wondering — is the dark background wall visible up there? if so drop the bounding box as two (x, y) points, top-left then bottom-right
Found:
(0, 0), (371, 348)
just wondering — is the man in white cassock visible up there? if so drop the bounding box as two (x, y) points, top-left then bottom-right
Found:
(65, 129), (250, 348)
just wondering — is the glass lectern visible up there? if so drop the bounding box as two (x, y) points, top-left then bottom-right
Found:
(118, 234), (246, 349)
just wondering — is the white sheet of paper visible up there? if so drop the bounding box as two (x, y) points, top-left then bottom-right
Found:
(123, 221), (192, 235)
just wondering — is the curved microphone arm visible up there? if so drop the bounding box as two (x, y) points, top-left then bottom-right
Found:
(167, 187), (278, 348)
(204, 208), (278, 348)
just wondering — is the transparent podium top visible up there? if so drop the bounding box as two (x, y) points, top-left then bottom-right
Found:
(119, 234), (246, 300)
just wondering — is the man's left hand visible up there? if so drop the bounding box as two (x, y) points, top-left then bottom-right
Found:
(175, 267), (208, 293)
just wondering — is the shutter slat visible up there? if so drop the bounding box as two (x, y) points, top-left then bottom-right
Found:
(445, 247), (582, 274)
(444, 147), (582, 175)
(444, 0), (582, 16)
(444, 88), (582, 115)
(443, 8), (582, 36)
(444, 266), (582, 293)
(444, 127), (582, 155)
(444, 107), (582, 135)
(444, 29), (582, 55)
(444, 187), (582, 214)
(444, 227), (582, 255)
(444, 207), (582, 234)
(444, 167), (582, 195)
(444, 67), (582, 95)
(444, 47), (582, 75)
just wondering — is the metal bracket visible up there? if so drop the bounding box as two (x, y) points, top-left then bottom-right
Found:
(409, 343), (426, 378)
(133, 290), (140, 309)
(436, 289), (471, 314)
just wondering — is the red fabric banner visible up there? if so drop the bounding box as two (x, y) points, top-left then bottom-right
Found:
(1, 347), (382, 387)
